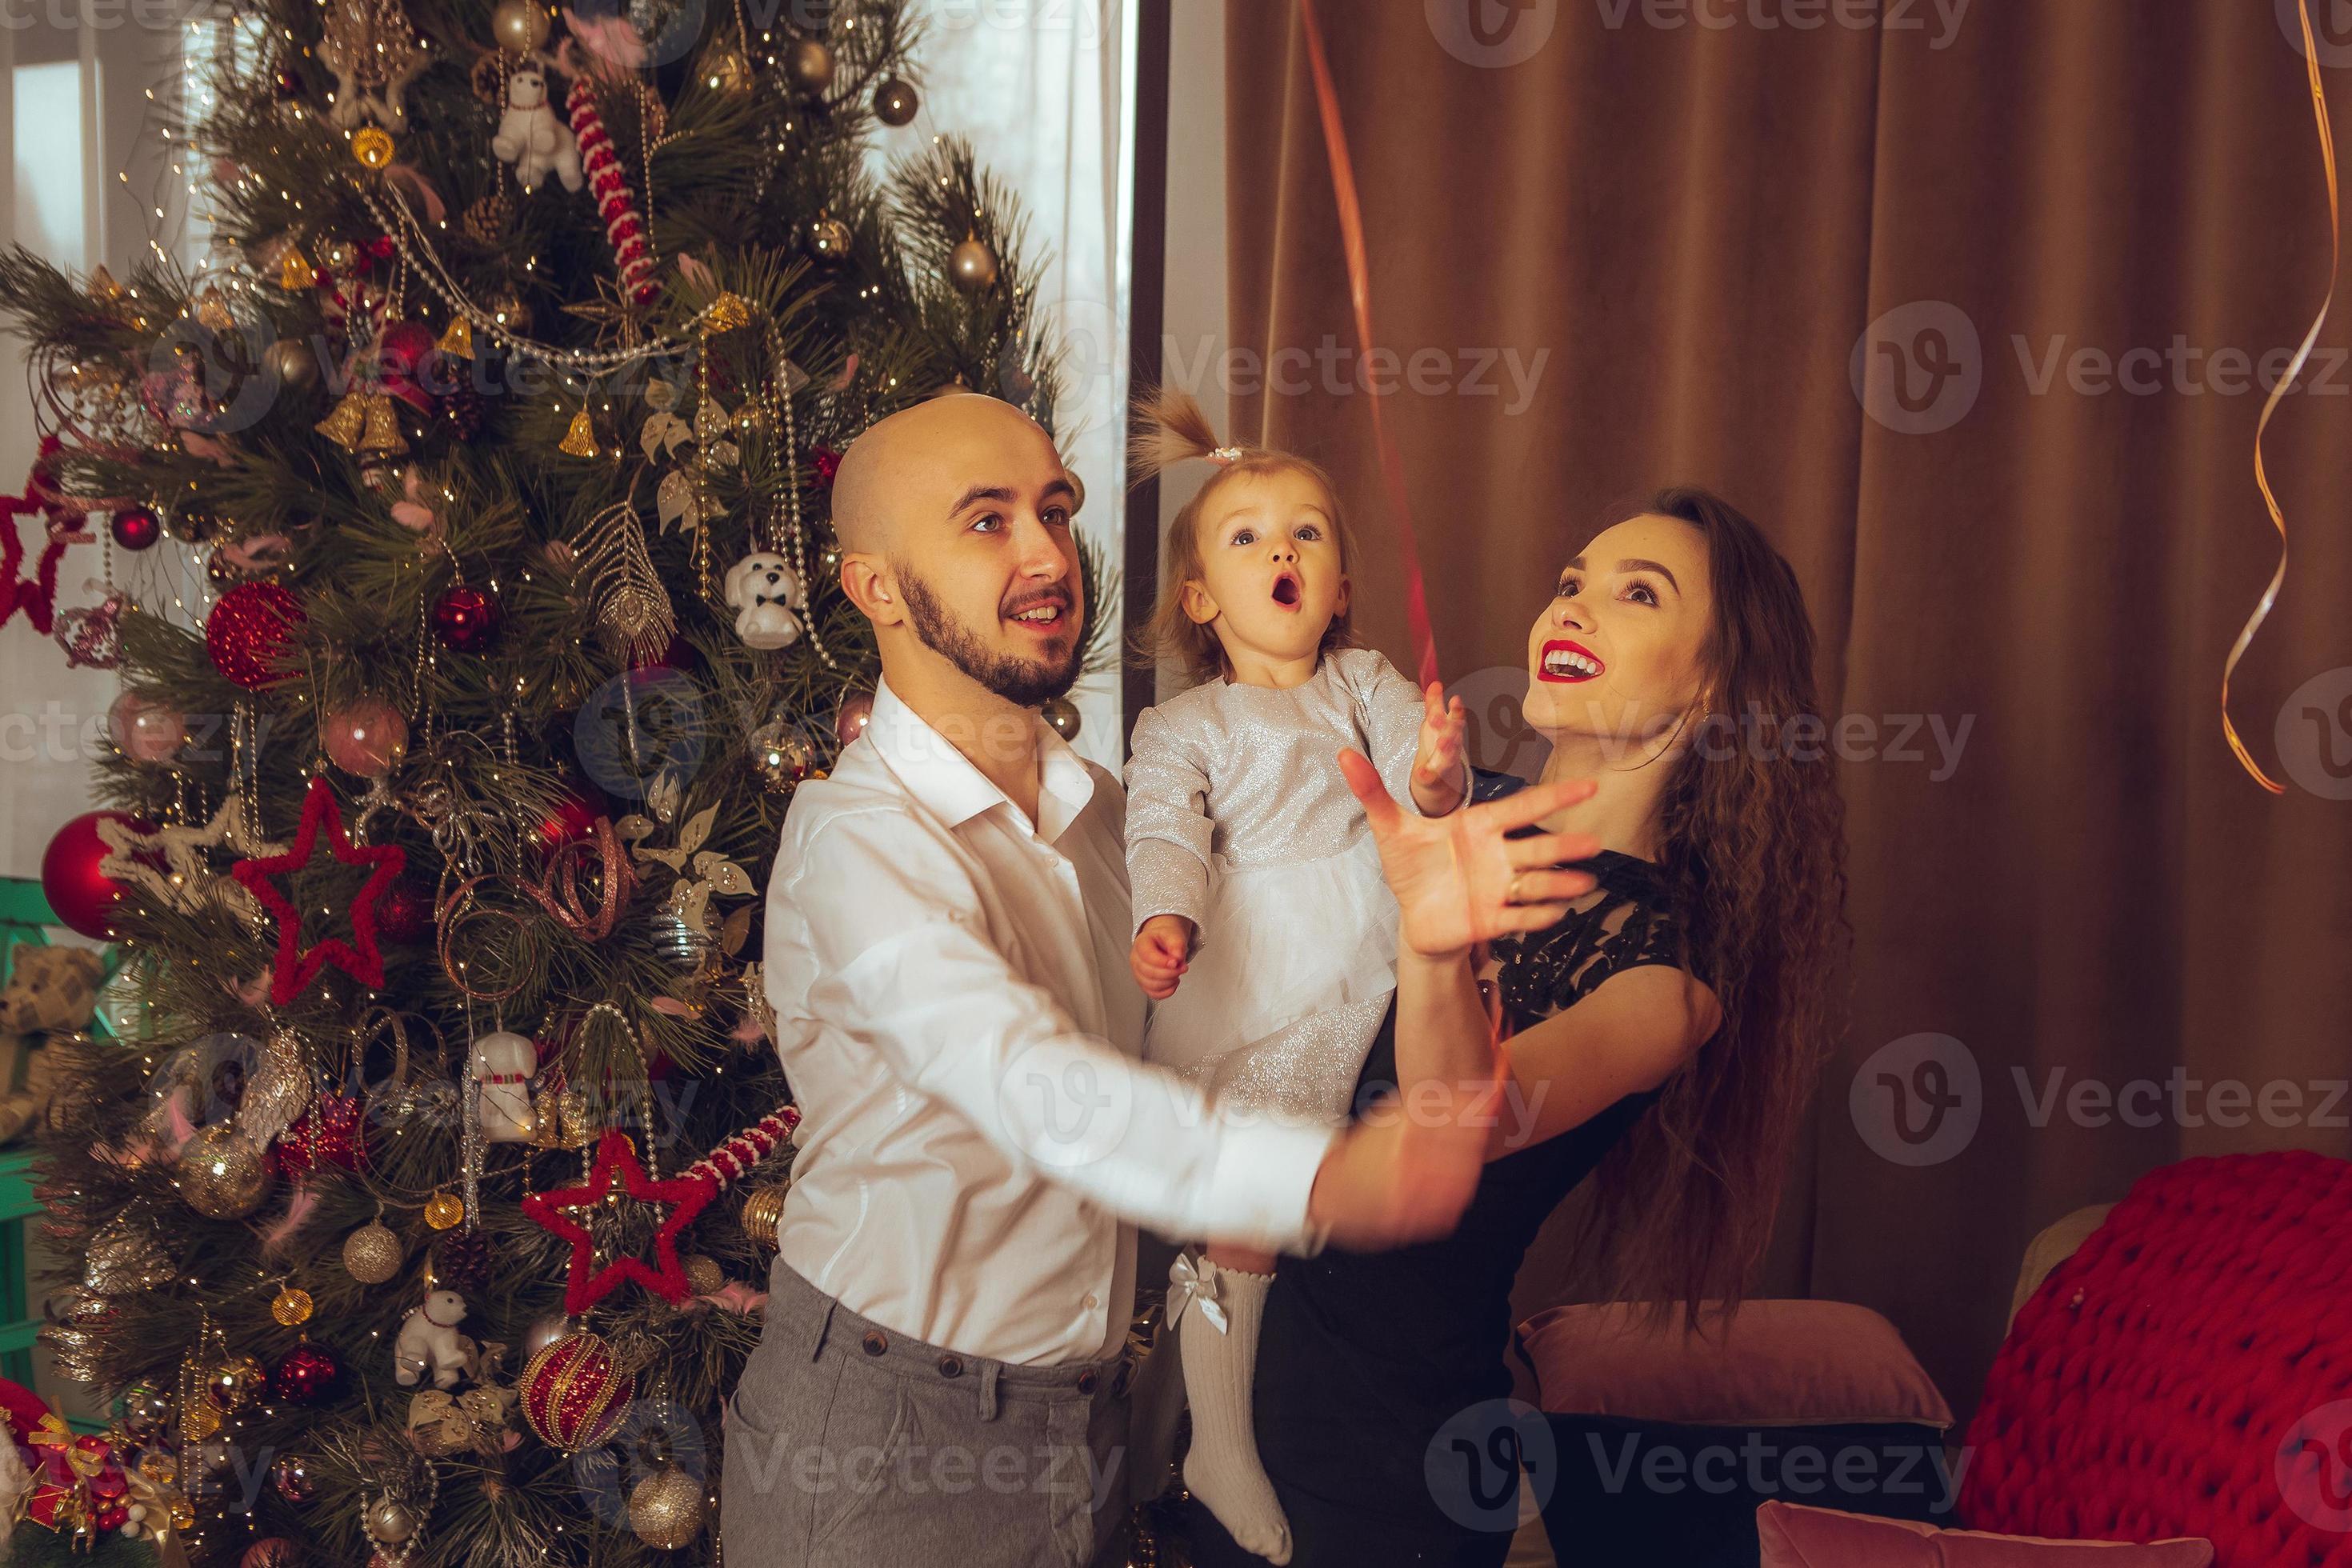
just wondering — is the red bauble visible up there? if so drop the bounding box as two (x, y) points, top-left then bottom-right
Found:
(534, 780), (605, 853)
(271, 1342), (342, 1406)
(41, 810), (155, 938)
(109, 506), (162, 550)
(811, 446), (842, 487)
(374, 877), (431, 942)
(276, 1091), (369, 1174)
(374, 322), (440, 414)
(520, 1330), (634, 1450)
(206, 581), (304, 689)
(430, 583), (501, 654)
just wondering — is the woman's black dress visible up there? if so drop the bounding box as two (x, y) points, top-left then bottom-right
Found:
(1185, 846), (1690, 1568)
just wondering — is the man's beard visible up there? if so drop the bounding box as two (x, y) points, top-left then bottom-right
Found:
(896, 565), (1084, 708)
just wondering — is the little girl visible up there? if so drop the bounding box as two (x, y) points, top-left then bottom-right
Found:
(1125, 389), (1466, 1562)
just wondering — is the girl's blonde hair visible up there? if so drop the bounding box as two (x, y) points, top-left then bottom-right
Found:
(1128, 386), (1357, 684)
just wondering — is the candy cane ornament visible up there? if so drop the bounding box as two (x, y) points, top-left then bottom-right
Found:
(565, 76), (659, 304)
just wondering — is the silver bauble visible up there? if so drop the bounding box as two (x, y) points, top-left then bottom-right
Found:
(364, 1495), (420, 1544)
(646, 906), (713, 975)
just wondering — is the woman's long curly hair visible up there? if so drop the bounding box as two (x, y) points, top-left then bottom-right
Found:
(1574, 486), (1849, 1331)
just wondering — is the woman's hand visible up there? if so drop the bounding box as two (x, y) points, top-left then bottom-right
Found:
(1340, 750), (1602, 961)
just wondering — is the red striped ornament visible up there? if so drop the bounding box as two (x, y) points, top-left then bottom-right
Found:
(565, 78), (658, 304)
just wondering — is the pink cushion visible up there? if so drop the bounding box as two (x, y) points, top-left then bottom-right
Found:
(1517, 1300), (1954, 1429)
(1758, 1503), (2215, 1566)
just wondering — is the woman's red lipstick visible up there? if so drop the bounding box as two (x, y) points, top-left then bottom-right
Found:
(1538, 638), (1604, 683)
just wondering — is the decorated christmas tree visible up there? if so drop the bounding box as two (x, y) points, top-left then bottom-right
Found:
(0, 1), (1102, 1562)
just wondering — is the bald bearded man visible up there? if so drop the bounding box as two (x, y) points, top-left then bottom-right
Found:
(725, 394), (1590, 1567)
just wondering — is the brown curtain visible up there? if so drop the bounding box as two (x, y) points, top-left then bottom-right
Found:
(1223, 0), (2352, 1422)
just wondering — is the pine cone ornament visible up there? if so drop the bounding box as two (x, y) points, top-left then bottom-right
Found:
(437, 381), (486, 443)
(434, 1230), (495, 1295)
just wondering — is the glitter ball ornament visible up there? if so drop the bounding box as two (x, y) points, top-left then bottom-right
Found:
(423, 1191), (466, 1230)
(521, 1330), (634, 1450)
(179, 1125), (270, 1218)
(109, 691), (186, 763)
(271, 1341), (342, 1406)
(324, 698), (410, 778)
(430, 583), (501, 653)
(205, 581), (304, 689)
(343, 1221), (402, 1284)
(271, 1454), (317, 1505)
(682, 1254), (725, 1296)
(874, 77), (918, 126)
(110, 505), (162, 550)
(272, 1285), (314, 1326)
(950, 236), (999, 293)
(628, 1462), (706, 1548)
(1043, 696), (1082, 741)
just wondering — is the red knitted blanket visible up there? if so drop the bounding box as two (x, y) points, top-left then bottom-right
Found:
(1962, 1150), (2352, 1563)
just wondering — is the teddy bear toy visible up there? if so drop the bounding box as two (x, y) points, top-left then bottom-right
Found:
(394, 1290), (474, 1390)
(724, 551), (807, 650)
(490, 68), (583, 196)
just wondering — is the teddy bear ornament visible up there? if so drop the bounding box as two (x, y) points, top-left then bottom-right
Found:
(491, 67), (584, 195)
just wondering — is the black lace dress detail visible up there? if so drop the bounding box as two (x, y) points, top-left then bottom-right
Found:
(1185, 783), (1696, 1568)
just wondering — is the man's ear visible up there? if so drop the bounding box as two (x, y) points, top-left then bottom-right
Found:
(839, 554), (905, 628)
(1179, 580), (1218, 626)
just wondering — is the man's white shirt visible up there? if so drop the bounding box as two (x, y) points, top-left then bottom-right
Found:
(761, 678), (1338, 1364)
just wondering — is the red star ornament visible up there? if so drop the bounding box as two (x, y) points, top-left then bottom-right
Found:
(229, 775), (406, 1006)
(522, 1130), (717, 1315)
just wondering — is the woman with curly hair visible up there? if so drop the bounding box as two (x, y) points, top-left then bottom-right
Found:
(1188, 486), (1849, 1566)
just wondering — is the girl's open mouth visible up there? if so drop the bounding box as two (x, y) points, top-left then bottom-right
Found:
(1271, 571), (1302, 610)
(1538, 638), (1604, 683)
